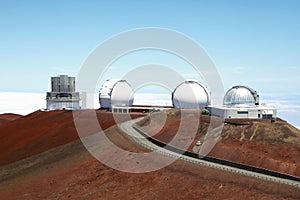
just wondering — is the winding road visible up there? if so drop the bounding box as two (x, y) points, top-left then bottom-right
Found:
(119, 117), (300, 188)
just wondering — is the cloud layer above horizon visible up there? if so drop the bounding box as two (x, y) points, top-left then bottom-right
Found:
(0, 92), (299, 130)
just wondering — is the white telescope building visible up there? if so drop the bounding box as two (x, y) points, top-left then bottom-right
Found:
(172, 80), (210, 109)
(46, 75), (80, 110)
(99, 79), (134, 110)
(208, 86), (276, 119)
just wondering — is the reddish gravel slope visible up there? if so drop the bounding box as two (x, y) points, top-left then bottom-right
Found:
(0, 110), (143, 166)
(138, 109), (300, 177)
(0, 113), (22, 126)
(1, 126), (299, 200)
(0, 109), (299, 199)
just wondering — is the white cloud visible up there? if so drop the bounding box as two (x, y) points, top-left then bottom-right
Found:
(0, 92), (299, 130)
(261, 99), (300, 113)
(0, 92), (172, 115)
(0, 92), (45, 115)
(261, 98), (300, 129)
(133, 93), (172, 106)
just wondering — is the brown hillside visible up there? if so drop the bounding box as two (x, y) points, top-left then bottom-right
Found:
(0, 110), (144, 166)
(1, 125), (299, 199)
(0, 113), (22, 126)
(138, 109), (300, 177)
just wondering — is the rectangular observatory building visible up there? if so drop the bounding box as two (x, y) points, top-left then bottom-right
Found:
(46, 75), (80, 110)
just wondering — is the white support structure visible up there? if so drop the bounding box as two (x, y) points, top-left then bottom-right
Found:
(208, 85), (276, 119)
(208, 105), (277, 119)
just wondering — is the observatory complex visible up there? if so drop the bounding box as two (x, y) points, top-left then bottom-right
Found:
(98, 78), (276, 119)
(46, 75), (80, 110)
(43, 73), (277, 119)
(208, 86), (276, 119)
(98, 79), (211, 113)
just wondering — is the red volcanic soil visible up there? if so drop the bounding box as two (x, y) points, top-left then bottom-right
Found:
(1, 125), (299, 199)
(209, 138), (300, 176)
(0, 110), (144, 166)
(0, 113), (22, 126)
(0, 109), (300, 199)
(138, 109), (300, 177)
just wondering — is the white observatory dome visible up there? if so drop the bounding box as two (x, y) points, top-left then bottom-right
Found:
(99, 79), (134, 109)
(172, 80), (210, 109)
(223, 85), (259, 107)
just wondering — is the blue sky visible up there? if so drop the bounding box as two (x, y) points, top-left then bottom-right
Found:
(0, 0), (300, 126)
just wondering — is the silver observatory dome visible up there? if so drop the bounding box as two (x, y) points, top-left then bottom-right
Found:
(99, 79), (134, 109)
(223, 86), (259, 106)
(172, 80), (211, 109)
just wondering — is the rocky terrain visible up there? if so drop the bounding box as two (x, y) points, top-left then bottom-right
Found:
(0, 109), (299, 199)
(137, 109), (300, 177)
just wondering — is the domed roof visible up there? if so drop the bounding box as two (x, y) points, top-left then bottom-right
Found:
(223, 86), (259, 106)
(99, 79), (120, 96)
(99, 79), (134, 108)
(172, 80), (210, 108)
